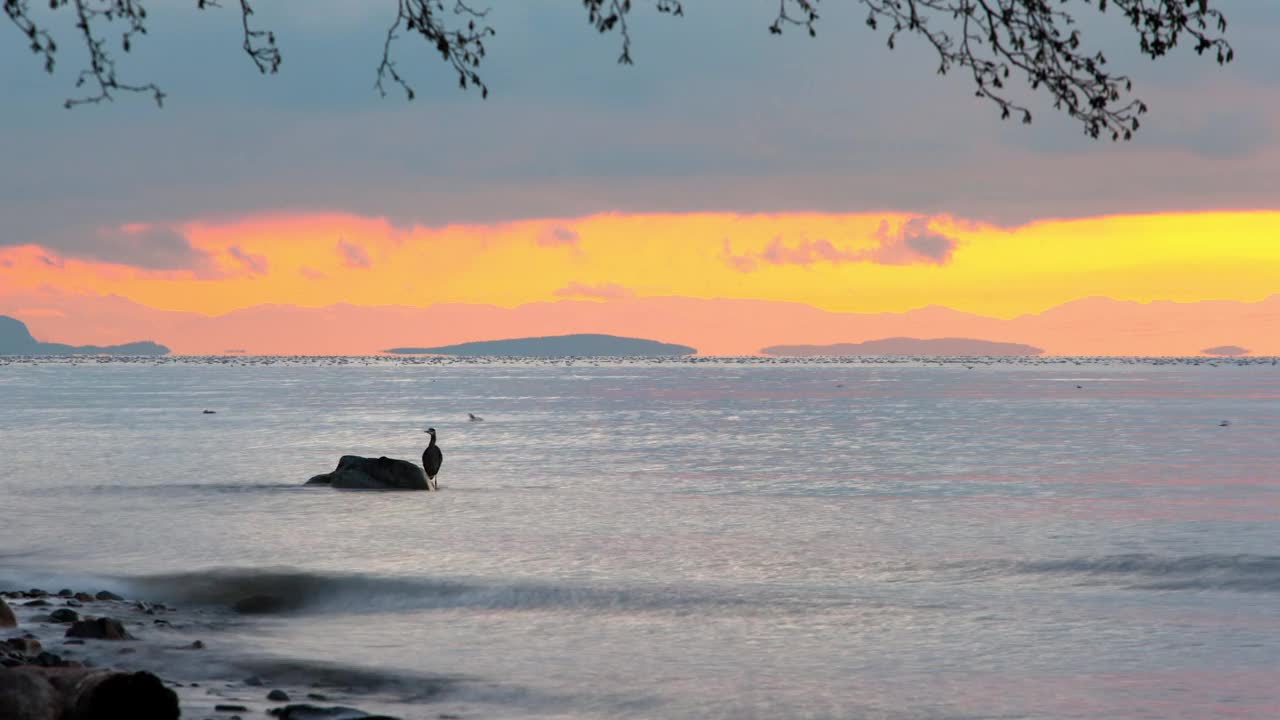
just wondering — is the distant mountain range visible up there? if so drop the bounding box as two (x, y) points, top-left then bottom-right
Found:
(0, 315), (169, 356)
(762, 337), (1044, 356)
(386, 333), (695, 356)
(1, 292), (1276, 356)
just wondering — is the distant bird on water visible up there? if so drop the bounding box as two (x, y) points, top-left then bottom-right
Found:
(423, 428), (443, 490)
(1219, 420), (1231, 427)
(468, 413), (484, 422)
(202, 409), (216, 414)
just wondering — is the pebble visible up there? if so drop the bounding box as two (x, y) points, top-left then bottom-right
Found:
(95, 590), (124, 601)
(267, 689), (290, 702)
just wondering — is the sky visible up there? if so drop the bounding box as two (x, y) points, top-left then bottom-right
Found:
(1, 1), (1278, 355)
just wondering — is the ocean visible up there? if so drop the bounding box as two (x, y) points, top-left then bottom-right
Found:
(1, 356), (1278, 719)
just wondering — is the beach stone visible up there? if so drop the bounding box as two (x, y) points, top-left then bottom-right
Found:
(306, 455), (430, 491)
(48, 608), (79, 623)
(267, 689), (290, 702)
(23, 599), (50, 607)
(65, 599), (81, 608)
(31, 652), (65, 667)
(5, 637), (42, 655)
(27, 589), (47, 597)
(215, 704), (249, 712)
(57, 589), (73, 598)
(0, 598), (15, 628)
(47, 668), (180, 720)
(94, 591), (124, 601)
(244, 675), (264, 686)
(73, 593), (93, 602)
(0, 666), (62, 720)
(65, 617), (133, 640)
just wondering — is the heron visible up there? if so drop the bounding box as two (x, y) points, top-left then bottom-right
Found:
(423, 427), (444, 490)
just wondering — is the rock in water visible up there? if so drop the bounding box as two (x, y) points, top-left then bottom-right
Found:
(306, 455), (429, 491)
(64, 618), (133, 641)
(47, 609), (78, 624)
(268, 704), (401, 720)
(0, 599), (15, 628)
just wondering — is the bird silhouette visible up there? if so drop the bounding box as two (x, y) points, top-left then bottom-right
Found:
(423, 428), (444, 490)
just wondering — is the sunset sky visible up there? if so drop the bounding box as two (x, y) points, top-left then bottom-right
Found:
(2, 1), (1278, 355)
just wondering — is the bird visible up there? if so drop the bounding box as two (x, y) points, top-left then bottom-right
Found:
(468, 413), (484, 422)
(423, 428), (444, 490)
(202, 409), (217, 414)
(1219, 420), (1231, 427)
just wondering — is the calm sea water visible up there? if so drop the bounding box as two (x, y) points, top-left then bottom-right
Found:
(1, 356), (1279, 719)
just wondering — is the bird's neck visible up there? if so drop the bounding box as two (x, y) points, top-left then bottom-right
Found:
(426, 435), (436, 448)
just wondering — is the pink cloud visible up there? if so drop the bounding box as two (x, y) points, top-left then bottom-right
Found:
(760, 237), (858, 266)
(337, 238), (371, 268)
(866, 217), (958, 265)
(719, 239), (757, 272)
(228, 245), (269, 275)
(553, 281), (635, 300)
(721, 218), (959, 272)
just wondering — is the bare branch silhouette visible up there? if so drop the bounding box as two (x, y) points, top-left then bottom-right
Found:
(3, 0), (1234, 140)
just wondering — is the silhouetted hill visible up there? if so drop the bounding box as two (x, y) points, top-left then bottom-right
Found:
(1202, 344), (1250, 356)
(762, 337), (1044, 356)
(0, 315), (169, 355)
(386, 333), (695, 356)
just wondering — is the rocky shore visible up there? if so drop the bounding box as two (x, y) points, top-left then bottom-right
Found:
(0, 590), (413, 720)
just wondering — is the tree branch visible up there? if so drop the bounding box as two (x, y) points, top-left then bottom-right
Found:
(3, 0), (1233, 142)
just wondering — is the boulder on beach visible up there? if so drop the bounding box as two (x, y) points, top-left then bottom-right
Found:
(0, 666), (178, 720)
(64, 618), (133, 641)
(306, 455), (429, 491)
(0, 598), (15, 628)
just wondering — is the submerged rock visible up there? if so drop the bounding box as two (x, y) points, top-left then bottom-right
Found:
(0, 598), (15, 628)
(267, 704), (401, 720)
(65, 618), (133, 641)
(47, 609), (79, 624)
(306, 455), (430, 491)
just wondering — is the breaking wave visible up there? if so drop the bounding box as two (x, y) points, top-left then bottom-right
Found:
(119, 567), (765, 616)
(1001, 553), (1280, 592)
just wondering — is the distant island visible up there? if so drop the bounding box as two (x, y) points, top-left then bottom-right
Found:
(386, 333), (696, 356)
(1201, 345), (1250, 356)
(0, 315), (169, 356)
(762, 337), (1044, 357)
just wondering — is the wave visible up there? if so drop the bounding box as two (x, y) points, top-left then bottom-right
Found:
(120, 568), (765, 616)
(1001, 553), (1280, 592)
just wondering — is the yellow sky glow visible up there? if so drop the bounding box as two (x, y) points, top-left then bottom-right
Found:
(1, 210), (1278, 319)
